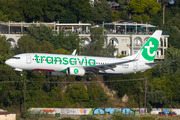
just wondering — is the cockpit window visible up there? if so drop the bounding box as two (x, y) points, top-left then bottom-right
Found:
(12, 57), (20, 59)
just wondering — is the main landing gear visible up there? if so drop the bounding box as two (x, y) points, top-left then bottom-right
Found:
(86, 76), (92, 81)
(75, 75), (92, 81)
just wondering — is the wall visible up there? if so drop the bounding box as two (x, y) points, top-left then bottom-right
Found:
(0, 114), (16, 120)
(29, 108), (180, 115)
(151, 108), (180, 115)
(29, 108), (146, 115)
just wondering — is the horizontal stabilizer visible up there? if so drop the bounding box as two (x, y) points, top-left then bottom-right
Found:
(145, 60), (175, 65)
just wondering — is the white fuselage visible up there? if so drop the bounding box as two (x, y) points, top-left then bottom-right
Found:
(5, 53), (155, 75)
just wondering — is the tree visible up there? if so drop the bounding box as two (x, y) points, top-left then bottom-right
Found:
(0, 35), (9, 56)
(27, 24), (55, 44)
(65, 83), (89, 103)
(91, 0), (112, 23)
(112, 11), (121, 22)
(54, 31), (81, 53)
(87, 83), (107, 102)
(57, 10), (75, 23)
(118, 0), (131, 11)
(0, 11), (8, 22)
(20, 0), (47, 22)
(39, 40), (54, 53)
(151, 47), (180, 77)
(103, 44), (117, 57)
(160, 0), (170, 25)
(45, 0), (92, 23)
(166, 26), (180, 48)
(1, 0), (24, 21)
(69, 0), (92, 22)
(147, 89), (167, 108)
(45, 0), (65, 22)
(55, 48), (71, 55)
(118, 0), (132, 19)
(17, 35), (40, 53)
(129, 0), (161, 23)
(81, 27), (116, 57)
(167, 13), (180, 30)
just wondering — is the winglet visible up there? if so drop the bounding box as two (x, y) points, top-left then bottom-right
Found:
(71, 49), (76, 56)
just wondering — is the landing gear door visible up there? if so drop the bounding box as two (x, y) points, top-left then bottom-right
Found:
(133, 62), (138, 73)
(26, 55), (31, 64)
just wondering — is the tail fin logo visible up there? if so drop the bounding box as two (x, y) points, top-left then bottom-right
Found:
(141, 37), (159, 61)
(145, 41), (156, 57)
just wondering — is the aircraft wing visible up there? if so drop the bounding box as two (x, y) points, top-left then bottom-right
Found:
(83, 59), (135, 73)
(83, 51), (143, 73)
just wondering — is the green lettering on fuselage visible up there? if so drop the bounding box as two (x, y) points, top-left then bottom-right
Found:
(34, 54), (96, 66)
(77, 58), (84, 66)
(89, 59), (96, 66)
(41, 56), (45, 63)
(63, 57), (68, 65)
(46, 56), (53, 64)
(54, 57), (61, 64)
(35, 54), (40, 63)
(70, 58), (77, 65)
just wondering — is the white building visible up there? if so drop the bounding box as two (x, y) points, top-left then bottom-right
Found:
(0, 21), (168, 60)
(0, 109), (16, 120)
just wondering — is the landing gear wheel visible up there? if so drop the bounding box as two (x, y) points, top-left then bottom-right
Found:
(20, 71), (23, 76)
(86, 76), (92, 81)
(75, 76), (81, 81)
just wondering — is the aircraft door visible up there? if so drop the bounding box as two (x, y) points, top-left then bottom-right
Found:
(26, 55), (31, 64)
(133, 62), (138, 73)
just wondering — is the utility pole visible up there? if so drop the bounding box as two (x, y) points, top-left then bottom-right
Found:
(24, 79), (26, 112)
(144, 77), (147, 114)
(114, 1), (115, 11)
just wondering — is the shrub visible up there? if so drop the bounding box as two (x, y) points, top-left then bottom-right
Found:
(21, 111), (53, 120)
(111, 111), (137, 120)
(79, 115), (99, 120)
(59, 117), (76, 120)
(140, 116), (155, 120)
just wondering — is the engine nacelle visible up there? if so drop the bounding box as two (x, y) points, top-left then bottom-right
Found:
(66, 66), (85, 76)
(49, 71), (65, 76)
(14, 68), (23, 72)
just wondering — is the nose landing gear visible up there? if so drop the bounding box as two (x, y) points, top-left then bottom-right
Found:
(20, 71), (23, 76)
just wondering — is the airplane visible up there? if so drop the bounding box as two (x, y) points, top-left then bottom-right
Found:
(5, 30), (166, 81)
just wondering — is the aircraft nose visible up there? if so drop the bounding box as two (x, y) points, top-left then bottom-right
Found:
(5, 59), (13, 66)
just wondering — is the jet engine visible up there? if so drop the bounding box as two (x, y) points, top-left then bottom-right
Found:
(66, 66), (85, 76)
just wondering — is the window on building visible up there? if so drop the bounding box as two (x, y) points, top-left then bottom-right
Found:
(160, 38), (163, 47)
(134, 50), (138, 54)
(122, 39), (127, 44)
(122, 51), (127, 55)
(161, 49), (163, 55)
(110, 39), (118, 46)
(164, 38), (166, 47)
(156, 51), (159, 57)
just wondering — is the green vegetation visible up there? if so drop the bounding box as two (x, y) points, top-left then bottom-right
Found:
(1, 0), (180, 119)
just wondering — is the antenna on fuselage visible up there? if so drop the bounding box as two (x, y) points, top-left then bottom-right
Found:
(71, 49), (77, 56)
